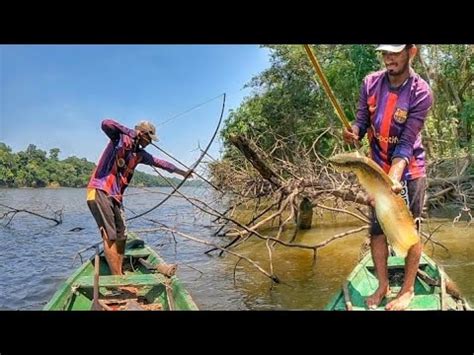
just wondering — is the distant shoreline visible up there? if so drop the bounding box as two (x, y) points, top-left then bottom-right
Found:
(0, 142), (205, 189)
(0, 181), (204, 189)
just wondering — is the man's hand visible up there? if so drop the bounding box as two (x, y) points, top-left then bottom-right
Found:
(390, 179), (403, 194)
(388, 157), (407, 194)
(177, 168), (194, 179)
(366, 193), (376, 208)
(343, 125), (360, 145)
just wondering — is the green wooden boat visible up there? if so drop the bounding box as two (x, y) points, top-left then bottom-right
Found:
(325, 252), (471, 311)
(44, 234), (198, 310)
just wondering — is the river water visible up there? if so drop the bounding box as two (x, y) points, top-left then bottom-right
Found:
(0, 187), (472, 310)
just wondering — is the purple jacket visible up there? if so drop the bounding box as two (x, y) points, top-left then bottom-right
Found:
(354, 69), (433, 180)
(88, 119), (178, 203)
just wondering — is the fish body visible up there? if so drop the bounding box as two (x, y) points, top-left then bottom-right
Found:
(329, 151), (419, 257)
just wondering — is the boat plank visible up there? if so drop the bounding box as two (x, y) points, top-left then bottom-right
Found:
(325, 252), (471, 311)
(124, 249), (151, 258)
(44, 234), (199, 310)
(366, 256), (428, 268)
(75, 274), (167, 288)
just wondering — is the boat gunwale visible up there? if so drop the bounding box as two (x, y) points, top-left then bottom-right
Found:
(324, 252), (470, 311)
(43, 234), (198, 310)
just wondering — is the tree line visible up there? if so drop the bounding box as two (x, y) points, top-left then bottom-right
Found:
(0, 142), (197, 188)
(210, 45), (473, 212)
(220, 45), (472, 162)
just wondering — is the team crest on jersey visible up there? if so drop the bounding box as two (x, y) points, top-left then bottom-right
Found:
(394, 108), (408, 124)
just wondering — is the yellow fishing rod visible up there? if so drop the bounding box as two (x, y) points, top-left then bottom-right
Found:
(303, 44), (362, 153)
(303, 44), (352, 130)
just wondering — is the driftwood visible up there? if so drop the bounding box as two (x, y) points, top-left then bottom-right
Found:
(121, 128), (466, 288)
(228, 134), (283, 189)
(221, 134), (473, 214)
(0, 202), (63, 226)
(211, 133), (374, 253)
(204, 131), (464, 270)
(124, 127), (469, 286)
(133, 225), (281, 283)
(426, 155), (473, 213)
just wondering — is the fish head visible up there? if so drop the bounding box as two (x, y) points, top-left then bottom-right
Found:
(328, 151), (364, 172)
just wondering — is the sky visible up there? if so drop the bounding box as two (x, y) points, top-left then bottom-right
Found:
(0, 45), (271, 175)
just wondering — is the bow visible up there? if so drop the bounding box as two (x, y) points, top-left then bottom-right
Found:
(127, 93), (225, 221)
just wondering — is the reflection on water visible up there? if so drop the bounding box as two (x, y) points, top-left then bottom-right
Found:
(0, 187), (472, 310)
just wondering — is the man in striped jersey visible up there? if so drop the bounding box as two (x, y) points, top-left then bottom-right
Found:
(343, 44), (433, 310)
(87, 119), (192, 276)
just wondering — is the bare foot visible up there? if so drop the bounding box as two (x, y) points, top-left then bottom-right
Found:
(366, 285), (390, 309)
(385, 290), (414, 311)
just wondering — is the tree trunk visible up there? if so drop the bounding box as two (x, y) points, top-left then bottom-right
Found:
(297, 197), (313, 229)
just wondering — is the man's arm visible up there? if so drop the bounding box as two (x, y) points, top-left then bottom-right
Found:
(101, 119), (137, 141)
(390, 85), (432, 193)
(392, 87), (433, 163)
(173, 167), (194, 179)
(354, 80), (371, 140)
(388, 158), (406, 193)
(344, 80), (370, 144)
(140, 151), (193, 178)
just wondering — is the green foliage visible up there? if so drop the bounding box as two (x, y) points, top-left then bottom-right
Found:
(221, 45), (380, 161)
(221, 44), (473, 165)
(0, 142), (188, 188)
(413, 45), (473, 157)
(49, 148), (60, 161)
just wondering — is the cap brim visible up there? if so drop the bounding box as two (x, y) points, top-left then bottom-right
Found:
(376, 45), (406, 53)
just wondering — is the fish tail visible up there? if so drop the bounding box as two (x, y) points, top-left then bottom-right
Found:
(391, 234), (420, 257)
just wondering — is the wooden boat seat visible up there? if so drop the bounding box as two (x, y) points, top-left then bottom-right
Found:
(124, 247), (151, 258)
(123, 238), (151, 258)
(74, 274), (166, 289)
(366, 256), (429, 269)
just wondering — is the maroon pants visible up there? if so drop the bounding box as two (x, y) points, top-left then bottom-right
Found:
(87, 188), (126, 241)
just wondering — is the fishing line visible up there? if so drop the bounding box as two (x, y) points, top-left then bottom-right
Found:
(156, 93), (224, 127)
(155, 85), (246, 128)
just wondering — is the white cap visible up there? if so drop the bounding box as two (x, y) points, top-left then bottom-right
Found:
(375, 44), (406, 53)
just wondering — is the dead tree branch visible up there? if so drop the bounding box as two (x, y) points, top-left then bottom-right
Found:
(0, 203), (63, 226)
(132, 226), (280, 283)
